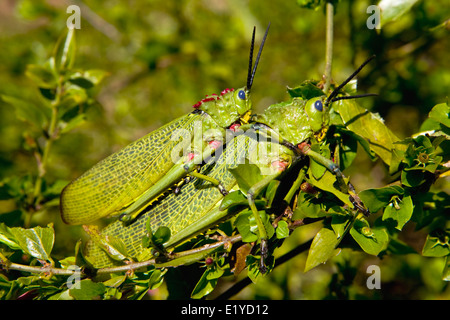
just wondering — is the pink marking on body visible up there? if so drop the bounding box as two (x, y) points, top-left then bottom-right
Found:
(221, 88), (234, 95)
(192, 89), (234, 108)
(187, 152), (195, 162)
(208, 140), (222, 150)
(193, 101), (202, 108)
(201, 97), (216, 103)
(229, 123), (241, 132)
(298, 142), (311, 153)
(193, 94), (218, 109)
(271, 160), (289, 172)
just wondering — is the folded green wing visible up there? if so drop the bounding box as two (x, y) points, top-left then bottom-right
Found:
(60, 112), (201, 225)
(84, 134), (252, 268)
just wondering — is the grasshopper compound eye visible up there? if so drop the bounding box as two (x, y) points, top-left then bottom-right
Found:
(238, 90), (246, 100)
(314, 100), (323, 112)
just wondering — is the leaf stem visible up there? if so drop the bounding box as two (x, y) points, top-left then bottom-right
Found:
(323, 1), (334, 94)
(28, 79), (61, 227)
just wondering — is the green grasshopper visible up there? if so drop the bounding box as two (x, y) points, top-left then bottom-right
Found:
(237, 56), (377, 272)
(60, 25), (270, 226)
(82, 57), (378, 272)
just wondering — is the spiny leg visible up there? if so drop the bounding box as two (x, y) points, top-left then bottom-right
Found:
(246, 173), (280, 273)
(187, 169), (228, 196)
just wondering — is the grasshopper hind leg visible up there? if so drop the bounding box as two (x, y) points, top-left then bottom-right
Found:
(187, 169), (229, 196)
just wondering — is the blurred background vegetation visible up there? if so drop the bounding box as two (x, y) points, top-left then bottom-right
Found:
(0, 0), (449, 299)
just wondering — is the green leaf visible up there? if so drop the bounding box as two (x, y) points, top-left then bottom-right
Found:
(6, 224), (55, 262)
(334, 99), (404, 166)
(305, 227), (339, 272)
(287, 80), (324, 99)
(68, 70), (109, 88)
(350, 219), (389, 255)
(306, 169), (354, 207)
(60, 114), (87, 134)
(422, 234), (450, 257)
(25, 61), (57, 89)
(69, 279), (105, 300)
(382, 195), (413, 230)
(387, 238), (416, 254)
(103, 275), (127, 288)
(428, 102), (450, 128)
(443, 256), (450, 281)
(401, 169), (425, 187)
(191, 269), (218, 299)
(1, 95), (47, 128)
(276, 220), (289, 239)
(234, 211), (274, 243)
(152, 226), (171, 245)
(359, 185), (404, 213)
(331, 214), (351, 239)
(294, 193), (328, 219)
(219, 191), (247, 211)
(0, 223), (21, 250)
(148, 269), (166, 290)
(206, 263), (225, 281)
(309, 143), (329, 179)
(265, 180), (280, 207)
(54, 28), (76, 72)
(234, 211), (259, 243)
(336, 128), (377, 165)
(379, 0), (419, 28)
(229, 163), (263, 194)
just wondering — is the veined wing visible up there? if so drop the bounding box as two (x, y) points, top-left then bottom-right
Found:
(60, 112), (202, 225)
(84, 134), (252, 268)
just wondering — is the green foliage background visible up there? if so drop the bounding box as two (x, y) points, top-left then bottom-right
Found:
(0, 0), (449, 299)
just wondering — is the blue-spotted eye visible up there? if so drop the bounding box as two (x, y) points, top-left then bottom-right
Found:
(314, 100), (323, 111)
(238, 90), (246, 100)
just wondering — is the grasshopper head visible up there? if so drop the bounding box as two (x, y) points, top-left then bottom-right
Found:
(193, 25), (269, 129)
(193, 86), (251, 128)
(304, 96), (330, 141)
(232, 86), (252, 123)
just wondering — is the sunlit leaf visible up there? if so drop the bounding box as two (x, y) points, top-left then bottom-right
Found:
(7, 224), (55, 262)
(382, 195), (413, 230)
(305, 227), (339, 272)
(276, 220), (289, 239)
(428, 102), (450, 128)
(422, 234), (450, 257)
(359, 185), (404, 213)
(191, 269), (218, 299)
(379, 0), (419, 28)
(54, 28), (76, 72)
(350, 219), (389, 255)
(334, 99), (403, 166)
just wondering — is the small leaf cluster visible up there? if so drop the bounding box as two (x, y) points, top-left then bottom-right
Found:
(0, 28), (107, 228)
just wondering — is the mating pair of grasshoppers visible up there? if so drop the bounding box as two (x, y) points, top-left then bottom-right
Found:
(61, 25), (382, 273)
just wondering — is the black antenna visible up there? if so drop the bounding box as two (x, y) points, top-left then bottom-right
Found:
(246, 27), (256, 91)
(247, 23), (271, 91)
(331, 93), (378, 103)
(325, 55), (376, 106)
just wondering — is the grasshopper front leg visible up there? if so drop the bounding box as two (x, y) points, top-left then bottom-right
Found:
(244, 142), (294, 273)
(246, 173), (280, 273)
